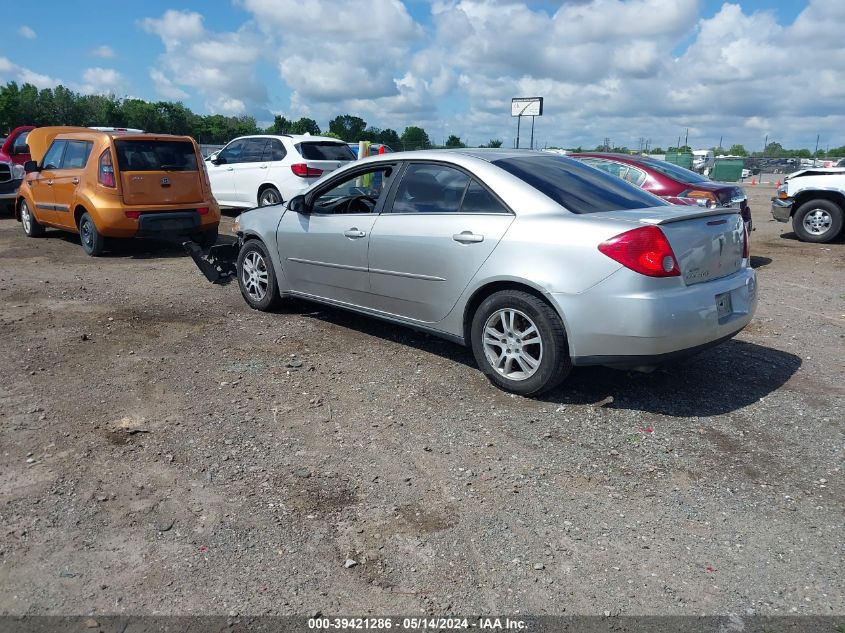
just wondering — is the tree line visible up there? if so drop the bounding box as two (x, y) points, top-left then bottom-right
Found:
(562, 142), (845, 159)
(0, 81), (506, 150)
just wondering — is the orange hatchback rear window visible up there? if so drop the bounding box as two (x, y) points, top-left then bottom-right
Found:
(114, 140), (198, 172)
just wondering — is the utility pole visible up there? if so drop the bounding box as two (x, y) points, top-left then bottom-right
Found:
(763, 134), (768, 155)
(718, 135), (722, 151)
(814, 134), (820, 157)
(529, 116), (535, 150)
(684, 128), (689, 148)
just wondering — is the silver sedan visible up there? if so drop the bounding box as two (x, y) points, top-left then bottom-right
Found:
(229, 149), (757, 395)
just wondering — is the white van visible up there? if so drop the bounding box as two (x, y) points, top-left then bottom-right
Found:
(692, 150), (715, 174)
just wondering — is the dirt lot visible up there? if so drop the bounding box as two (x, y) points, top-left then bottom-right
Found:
(1, 185), (842, 617)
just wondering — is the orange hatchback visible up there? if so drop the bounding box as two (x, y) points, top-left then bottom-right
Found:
(16, 127), (220, 256)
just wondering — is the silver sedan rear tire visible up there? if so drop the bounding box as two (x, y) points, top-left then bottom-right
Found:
(470, 290), (571, 396)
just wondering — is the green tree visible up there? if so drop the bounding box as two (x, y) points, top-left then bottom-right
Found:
(17, 84), (40, 127)
(289, 117), (320, 135)
(445, 134), (465, 148)
(485, 139), (503, 148)
(727, 144), (748, 156)
(377, 128), (401, 148)
(401, 126), (430, 150)
(0, 82), (22, 131)
(328, 114), (367, 141)
(265, 115), (292, 135)
(763, 142), (784, 157)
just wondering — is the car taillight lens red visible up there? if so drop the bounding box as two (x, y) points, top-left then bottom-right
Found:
(598, 226), (681, 277)
(197, 207), (209, 215)
(125, 211), (141, 219)
(99, 149), (115, 187)
(291, 163), (323, 177)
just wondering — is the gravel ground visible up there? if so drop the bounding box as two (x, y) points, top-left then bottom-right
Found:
(0, 184), (842, 617)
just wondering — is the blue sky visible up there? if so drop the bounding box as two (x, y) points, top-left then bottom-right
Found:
(2, 1), (843, 151)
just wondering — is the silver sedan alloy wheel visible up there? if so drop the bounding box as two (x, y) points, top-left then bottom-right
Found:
(21, 202), (32, 233)
(482, 308), (543, 381)
(241, 250), (269, 301)
(802, 208), (833, 236)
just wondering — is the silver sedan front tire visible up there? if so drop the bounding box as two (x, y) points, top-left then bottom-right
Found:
(236, 240), (281, 311)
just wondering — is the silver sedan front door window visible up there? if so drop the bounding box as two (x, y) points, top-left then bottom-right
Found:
(275, 165), (396, 306)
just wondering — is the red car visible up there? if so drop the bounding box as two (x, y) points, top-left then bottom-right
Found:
(0, 126), (34, 212)
(571, 152), (752, 232)
(0, 125), (35, 165)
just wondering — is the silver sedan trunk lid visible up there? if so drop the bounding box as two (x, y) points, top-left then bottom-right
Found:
(598, 207), (745, 285)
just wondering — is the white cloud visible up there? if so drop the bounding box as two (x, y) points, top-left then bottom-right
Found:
(78, 67), (126, 95)
(92, 45), (115, 59)
(140, 9), (267, 107)
(0, 57), (61, 89)
(19, 26), (36, 39)
(4, 1), (844, 151)
(241, 0), (422, 105)
(207, 97), (247, 116)
(401, 0), (845, 150)
(149, 69), (189, 100)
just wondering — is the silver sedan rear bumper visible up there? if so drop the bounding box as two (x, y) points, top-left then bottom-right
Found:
(551, 267), (757, 365)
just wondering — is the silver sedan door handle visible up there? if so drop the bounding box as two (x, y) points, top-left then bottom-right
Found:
(226, 167), (234, 171)
(453, 231), (483, 243)
(344, 228), (366, 239)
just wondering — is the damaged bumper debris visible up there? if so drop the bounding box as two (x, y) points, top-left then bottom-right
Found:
(183, 240), (239, 284)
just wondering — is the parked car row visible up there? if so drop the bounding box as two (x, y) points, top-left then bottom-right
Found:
(9, 125), (759, 396)
(189, 149), (756, 395)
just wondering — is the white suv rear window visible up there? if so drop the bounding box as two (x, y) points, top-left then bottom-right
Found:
(295, 142), (356, 161)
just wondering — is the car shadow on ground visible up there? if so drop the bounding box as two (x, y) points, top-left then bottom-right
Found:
(540, 339), (801, 416)
(44, 230), (238, 260)
(292, 301), (801, 416)
(778, 230), (845, 244)
(750, 255), (772, 268)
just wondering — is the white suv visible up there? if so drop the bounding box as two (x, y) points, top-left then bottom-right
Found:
(206, 134), (356, 208)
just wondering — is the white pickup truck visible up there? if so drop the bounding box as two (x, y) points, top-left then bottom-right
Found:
(771, 167), (845, 242)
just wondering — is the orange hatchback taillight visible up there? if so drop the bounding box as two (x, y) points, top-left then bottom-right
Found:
(99, 148), (115, 187)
